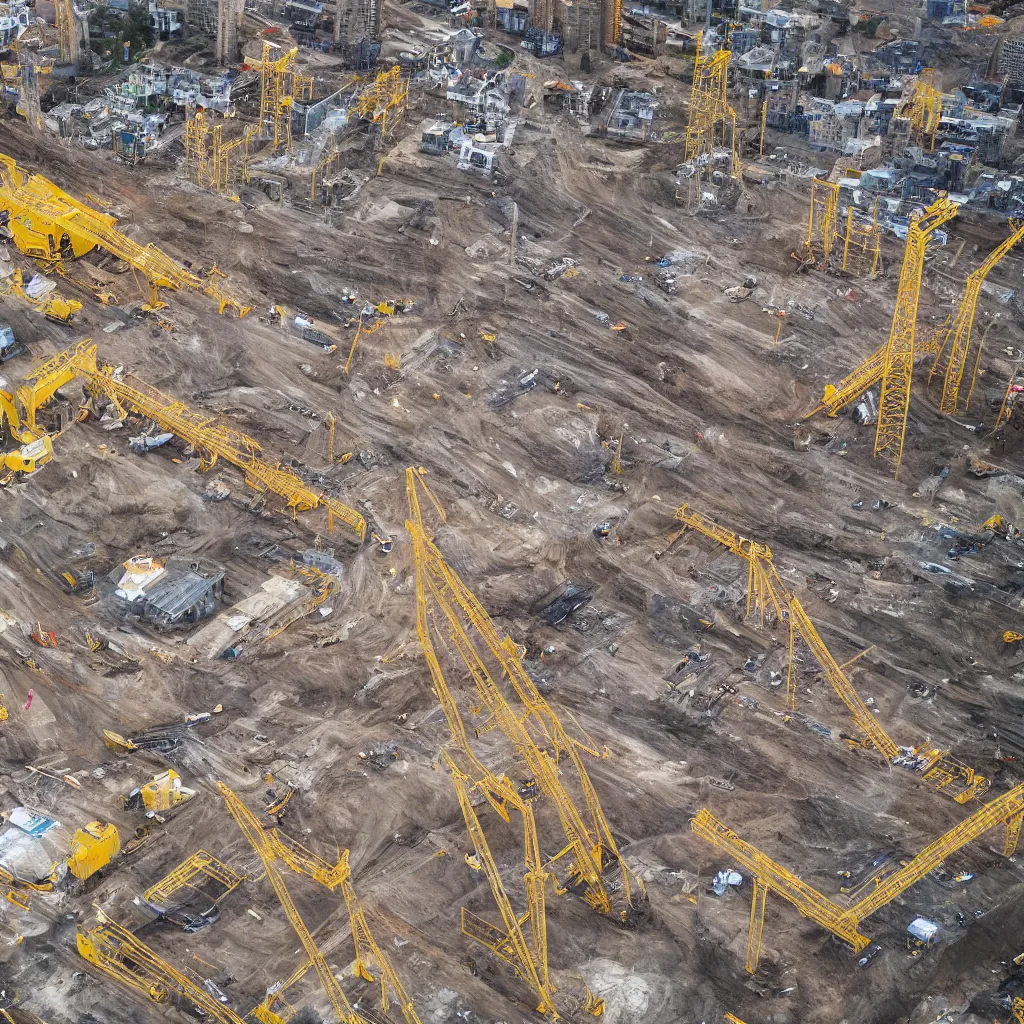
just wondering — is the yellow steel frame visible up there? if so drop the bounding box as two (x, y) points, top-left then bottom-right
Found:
(805, 178), (839, 265)
(77, 911), (285, 1024)
(0, 152), (251, 316)
(682, 34), (738, 206)
(670, 503), (989, 802)
(185, 112), (257, 197)
(253, 42), (313, 154)
(899, 68), (943, 150)
(354, 67), (409, 139)
(693, 780), (1024, 972)
(142, 849), (243, 908)
(875, 197), (958, 476)
(928, 219), (1024, 415)
(841, 201), (880, 278)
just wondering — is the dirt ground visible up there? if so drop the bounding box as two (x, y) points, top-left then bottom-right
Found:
(3, 13), (1024, 1024)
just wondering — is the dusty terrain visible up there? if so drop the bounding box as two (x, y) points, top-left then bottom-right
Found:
(2, 25), (1024, 1024)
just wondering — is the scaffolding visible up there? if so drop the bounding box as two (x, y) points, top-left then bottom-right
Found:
(184, 110), (257, 197)
(252, 42), (313, 153)
(804, 178), (840, 265)
(679, 32), (737, 210)
(841, 202), (881, 278)
(897, 68), (943, 151)
(354, 66), (408, 141)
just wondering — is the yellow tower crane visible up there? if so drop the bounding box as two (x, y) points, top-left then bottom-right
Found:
(804, 178), (839, 266)
(927, 219), (1024, 415)
(77, 910), (285, 1023)
(875, 196), (958, 476)
(0, 152), (251, 316)
(898, 68), (943, 150)
(806, 196), (958, 422)
(0, 341), (366, 540)
(669, 503), (989, 803)
(407, 467), (644, 919)
(251, 42), (313, 153)
(681, 32), (737, 208)
(691, 779), (1024, 972)
(218, 783), (424, 1024)
(218, 782), (368, 1024)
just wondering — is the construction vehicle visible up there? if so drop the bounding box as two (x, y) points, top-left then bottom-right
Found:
(103, 713), (211, 755)
(806, 197), (958, 473)
(0, 434), (52, 483)
(668, 503), (989, 803)
(1, 267), (82, 324)
(77, 910), (286, 1023)
(0, 321), (26, 363)
(0, 817), (119, 896)
(691, 779), (1024, 972)
(218, 782), (425, 1024)
(121, 769), (196, 817)
(0, 153), (251, 316)
(141, 849), (244, 931)
(0, 340), (366, 541)
(60, 568), (95, 594)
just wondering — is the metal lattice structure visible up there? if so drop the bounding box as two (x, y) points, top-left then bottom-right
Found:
(218, 784), (424, 1024)
(805, 178), (839, 265)
(405, 467), (638, 1019)
(669, 503), (989, 803)
(692, 780), (1024, 972)
(354, 66), (409, 139)
(874, 197), (958, 476)
(680, 33), (737, 208)
(252, 42), (313, 153)
(841, 201), (881, 277)
(55, 0), (81, 65)
(77, 912), (285, 1023)
(898, 68), (943, 150)
(0, 152), (251, 315)
(184, 112), (256, 196)
(20, 341), (366, 540)
(928, 219), (1024, 415)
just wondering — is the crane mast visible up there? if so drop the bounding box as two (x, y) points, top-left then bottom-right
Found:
(217, 783), (424, 1024)
(874, 197), (958, 476)
(17, 341), (366, 540)
(670, 503), (989, 802)
(928, 219), (1024, 415)
(0, 152), (250, 316)
(692, 780), (1024, 972)
(77, 911), (285, 1024)
(406, 467), (642, 917)
(805, 197), (957, 424)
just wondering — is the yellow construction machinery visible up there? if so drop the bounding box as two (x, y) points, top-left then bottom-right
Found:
(805, 197), (957, 476)
(77, 910), (286, 1023)
(217, 782), (381, 1024)
(0, 153), (251, 316)
(1, 267), (82, 324)
(407, 466), (643, 918)
(804, 178), (839, 266)
(354, 66), (409, 139)
(405, 466), (637, 1018)
(0, 340), (366, 540)
(184, 111), (258, 196)
(841, 199), (881, 277)
(927, 219), (1024, 415)
(218, 783), (424, 1024)
(669, 503), (989, 803)
(680, 32), (737, 208)
(0, 59), (52, 130)
(874, 197), (958, 475)
(1, 819), (119, 897)
(692, 779), (1024, 972)
(121, 769), (197, 816)
(250, 42), (313, 153)
(898, 68), (942, 150)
